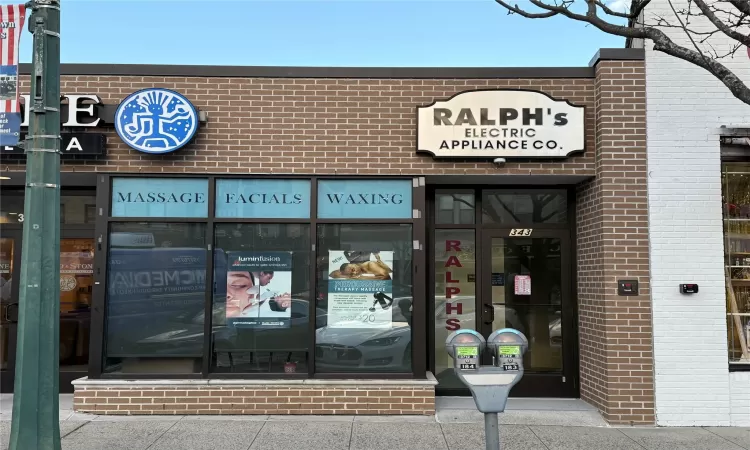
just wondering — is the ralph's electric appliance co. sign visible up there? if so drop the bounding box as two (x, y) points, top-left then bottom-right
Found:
(417, 89), (585, 159)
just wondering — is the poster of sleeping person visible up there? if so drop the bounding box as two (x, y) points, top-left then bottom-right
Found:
(327, 251), (394, 329)
(225, 251), (293, 328)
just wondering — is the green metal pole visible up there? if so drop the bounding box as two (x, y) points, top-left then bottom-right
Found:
(8, 1), (61, 449)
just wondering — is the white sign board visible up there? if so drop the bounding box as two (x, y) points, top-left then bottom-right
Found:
(514, 275), (531, 296)
(417, 89), (585, 159)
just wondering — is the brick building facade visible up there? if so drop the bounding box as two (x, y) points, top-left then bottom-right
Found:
(0, 48), (653, 424)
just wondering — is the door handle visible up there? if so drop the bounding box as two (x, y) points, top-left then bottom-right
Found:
(4, 303), (18, 323)
(483, 303), (494, 324)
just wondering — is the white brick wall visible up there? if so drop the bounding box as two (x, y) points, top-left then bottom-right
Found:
(730, 372), (750, 426)
(645, 0), (750, 427)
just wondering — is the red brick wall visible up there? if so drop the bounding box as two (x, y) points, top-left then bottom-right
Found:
(574, 59), (654, 425)
(575, 177), (606, 413)
(6, 63), (653, 424)
(7, 76), (596, 176)
(73, 384), (435, 416)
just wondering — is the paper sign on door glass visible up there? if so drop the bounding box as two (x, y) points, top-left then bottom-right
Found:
(514, 275), (531, 295)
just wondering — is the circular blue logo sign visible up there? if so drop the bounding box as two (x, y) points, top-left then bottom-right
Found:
(114, 88), (198, 154)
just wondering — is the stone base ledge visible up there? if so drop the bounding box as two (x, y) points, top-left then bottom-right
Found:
(72, 373), (438, 416)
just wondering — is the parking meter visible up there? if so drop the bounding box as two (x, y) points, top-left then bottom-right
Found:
(487, 328), (528, 399)
(444, 329), (485, 371)
(445, 328), (528, 450)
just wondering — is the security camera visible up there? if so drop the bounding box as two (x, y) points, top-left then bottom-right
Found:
(493, 158), (506, 166)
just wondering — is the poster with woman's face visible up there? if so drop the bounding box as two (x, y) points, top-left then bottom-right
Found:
(225, 251), (293, 329)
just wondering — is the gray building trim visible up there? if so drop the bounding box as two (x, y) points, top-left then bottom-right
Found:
(14, 49), (641, 79)
(18, 63), (595, 79)
(425, 174), (594, 185)
(588, 48), (645, 68)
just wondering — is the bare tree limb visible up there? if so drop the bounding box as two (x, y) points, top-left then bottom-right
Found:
(494, 0), (556, 18)
(691, 0), (750, 46)
(493, 0), (750, 106)
(727, 0), (750, 16)
(666, 0), (714, 73)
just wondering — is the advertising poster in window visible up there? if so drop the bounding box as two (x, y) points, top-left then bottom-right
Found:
(59, 239), (95, 313)
(225, 251), (293, 329)
(327, 251), (394, 329)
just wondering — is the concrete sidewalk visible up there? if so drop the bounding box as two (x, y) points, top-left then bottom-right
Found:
(0, 395), (748, 449)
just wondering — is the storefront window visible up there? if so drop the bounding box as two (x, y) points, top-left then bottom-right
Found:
(722, 163), (750, 365)
(60, 239), (94, 371)
(1, 238), (14, 371)
(0, 193), (22, 224)
(435, 193), (475, 225)
(315, 224), (413, 373)
(433, 229), (476, 389)
(61, 195), (97, 224)
(104, 222), (207, 374)
(212, 224), (311, 373)
(97, 176), (419, 379)
(482, 191), (567, 224)
(1, 192), (97, 224)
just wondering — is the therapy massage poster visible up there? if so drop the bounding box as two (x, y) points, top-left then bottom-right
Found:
(327, 251), (394, 329)
(225, 251), (293, 328)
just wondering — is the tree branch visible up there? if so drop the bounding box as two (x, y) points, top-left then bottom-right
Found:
(523, 0), (650, 39)
(727, 0), (750, 16)
(492, 0), (750, 106)
(666, 0), (713, 73)
(494, 0), (557, 18)
(595, 0), (652, 20)
(691, 0), (750, 46)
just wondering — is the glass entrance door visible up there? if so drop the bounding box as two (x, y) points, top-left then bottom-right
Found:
(58, 234), (95, 390)
(0, 233), (21, 392)
(0, 232), (95, 393)
(480, 229), (575, 397)
(430, 188), (576, 397)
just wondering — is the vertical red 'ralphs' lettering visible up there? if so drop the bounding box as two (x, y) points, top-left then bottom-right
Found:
(445, 240), (462, 331)
(446, 240), (461, 252)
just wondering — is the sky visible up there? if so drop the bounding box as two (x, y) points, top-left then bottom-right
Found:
(18, 0), (626, 67)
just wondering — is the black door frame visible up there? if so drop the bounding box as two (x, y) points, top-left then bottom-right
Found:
(479, 227), (576, 397)
(0, 228), (22, 393)
(0, 184), (97, 393)
(427, 186), (580, 398)
(58, 229), (96, 393)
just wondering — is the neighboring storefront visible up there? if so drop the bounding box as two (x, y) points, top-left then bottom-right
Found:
(0, 48), (652, 424)
(638, 3), (750, 428)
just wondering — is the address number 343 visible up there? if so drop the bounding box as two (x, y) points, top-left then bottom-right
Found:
(509, 228), (532, 236)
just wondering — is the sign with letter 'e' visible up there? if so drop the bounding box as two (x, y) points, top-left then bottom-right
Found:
(417, 89), (585, 159)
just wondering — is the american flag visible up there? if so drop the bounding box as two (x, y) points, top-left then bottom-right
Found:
(0, 4), (24, 146)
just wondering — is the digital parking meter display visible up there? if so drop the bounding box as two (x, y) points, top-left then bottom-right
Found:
(456, 346), (479, 370)
(498, 345), (521, 371)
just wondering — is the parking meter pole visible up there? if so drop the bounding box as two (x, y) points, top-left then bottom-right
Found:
(485, 412), (500, 450)
(445, 329), (528, 450)
(8, 1), (62, 450)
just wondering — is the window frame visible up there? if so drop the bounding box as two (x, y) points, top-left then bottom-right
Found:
(91, 174), (427, 381)
(720, 153), (750, 371)
(314, 222), (415, 375)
